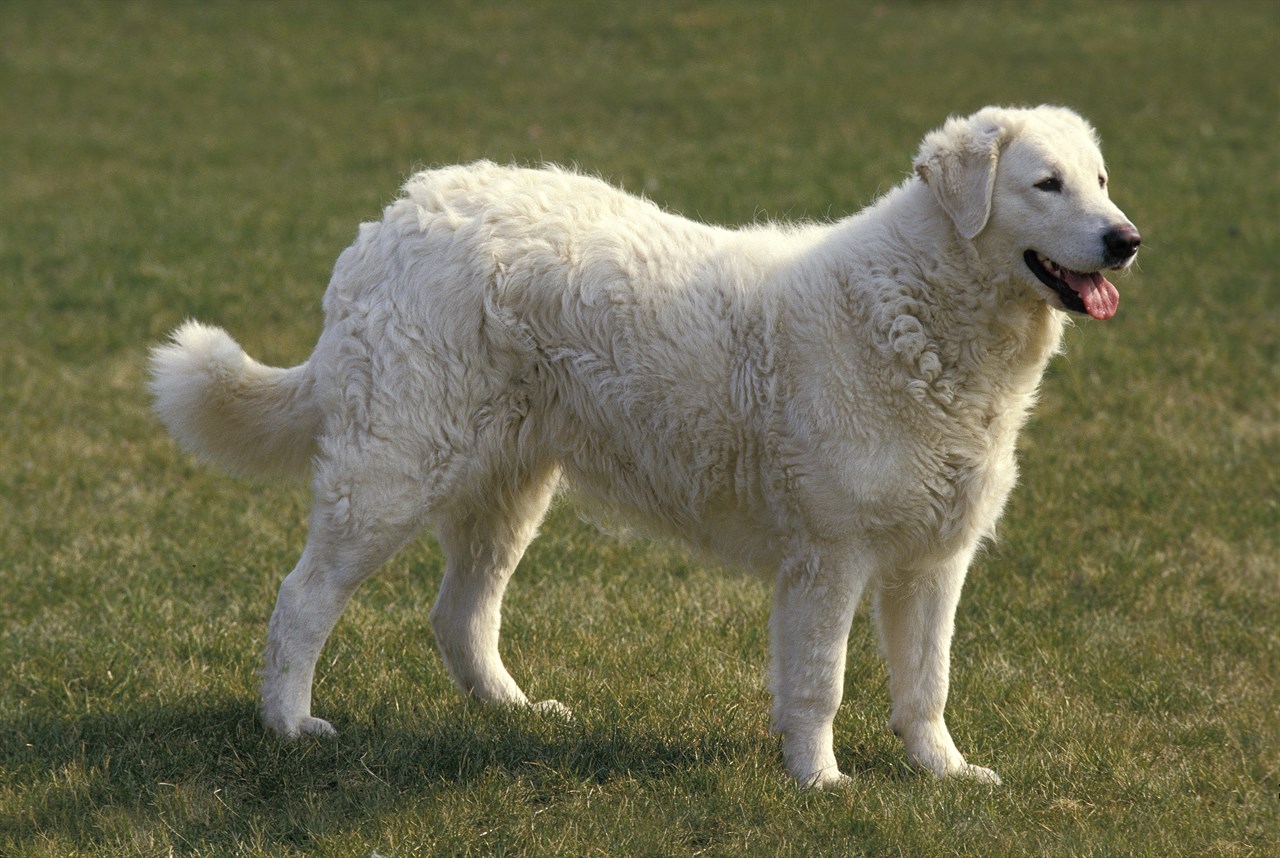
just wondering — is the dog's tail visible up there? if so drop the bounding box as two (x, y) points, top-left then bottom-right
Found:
(148, 321), (320, 481)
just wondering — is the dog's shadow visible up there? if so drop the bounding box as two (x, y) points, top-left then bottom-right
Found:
(10, 697), (866, 848)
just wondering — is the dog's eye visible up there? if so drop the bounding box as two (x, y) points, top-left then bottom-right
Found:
(1034, 178), (1062, 193)
(1098, 175), (1107, 189)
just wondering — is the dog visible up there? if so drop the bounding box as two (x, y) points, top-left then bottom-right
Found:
(150, 105), (1139, 788)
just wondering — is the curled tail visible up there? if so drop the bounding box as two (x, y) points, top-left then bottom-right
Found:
(148, 321), (321, 481)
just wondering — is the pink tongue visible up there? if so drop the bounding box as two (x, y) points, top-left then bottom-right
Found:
(1064, 270), (1119, 320)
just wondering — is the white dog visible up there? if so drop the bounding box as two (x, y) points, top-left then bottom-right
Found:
(150, 106), (1139, 788)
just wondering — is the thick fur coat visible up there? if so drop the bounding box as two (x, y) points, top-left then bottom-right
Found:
(150, 105), (1139, 787)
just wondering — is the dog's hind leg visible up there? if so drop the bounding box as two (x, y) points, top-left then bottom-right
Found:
(429, 463), (567, 716)
(259, 458), (426, 739)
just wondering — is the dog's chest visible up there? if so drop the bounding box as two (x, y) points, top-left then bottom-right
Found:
(914, 438), (1016, 550)
(794, 384), (1023, 565)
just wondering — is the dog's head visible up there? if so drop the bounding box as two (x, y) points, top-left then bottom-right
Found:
(914, 105), (1140, 320)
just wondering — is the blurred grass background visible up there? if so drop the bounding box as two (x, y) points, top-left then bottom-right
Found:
(1, 1), (1276, 855)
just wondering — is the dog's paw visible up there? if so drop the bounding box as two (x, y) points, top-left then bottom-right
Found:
(530, 699), (574, 720)
(797, 766), (851, 790)
(953, 763), (1001, 785)
(287, 716), (338, 739)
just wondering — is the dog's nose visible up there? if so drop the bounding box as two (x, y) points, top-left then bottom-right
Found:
(1103, 224), (1141, 263)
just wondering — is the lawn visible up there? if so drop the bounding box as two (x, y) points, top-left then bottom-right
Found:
(1, 1), (1276, 855)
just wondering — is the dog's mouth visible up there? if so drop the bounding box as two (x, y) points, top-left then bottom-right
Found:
(1024, 250), (1119, 320)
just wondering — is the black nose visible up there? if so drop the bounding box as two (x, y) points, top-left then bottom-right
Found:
(1103, 224), (1141, 263)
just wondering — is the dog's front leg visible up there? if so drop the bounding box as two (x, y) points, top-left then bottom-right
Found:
(874, 554), (1001, 784)
(768, 552), (868, 788)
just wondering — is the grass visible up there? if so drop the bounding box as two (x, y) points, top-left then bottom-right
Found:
(1, 0), (1276, 855)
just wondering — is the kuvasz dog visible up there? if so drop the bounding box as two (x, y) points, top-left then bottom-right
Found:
(150, 105), (1140, 787)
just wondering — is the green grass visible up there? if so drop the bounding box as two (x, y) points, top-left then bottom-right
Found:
(2, 0), (1276, 854)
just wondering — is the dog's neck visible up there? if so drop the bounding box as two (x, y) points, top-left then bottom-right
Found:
(813, 179), (1067, 412)
(896, 179), (1065, 385)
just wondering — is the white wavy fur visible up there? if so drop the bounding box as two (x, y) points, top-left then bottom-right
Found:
(151, 106), (1138, 788)
(150, 321), (319, 479)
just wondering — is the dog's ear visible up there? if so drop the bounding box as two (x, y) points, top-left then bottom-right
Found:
(913, 113), (1009, 240)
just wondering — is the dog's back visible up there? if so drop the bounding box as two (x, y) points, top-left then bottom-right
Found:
(316, 164), (822, 560)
